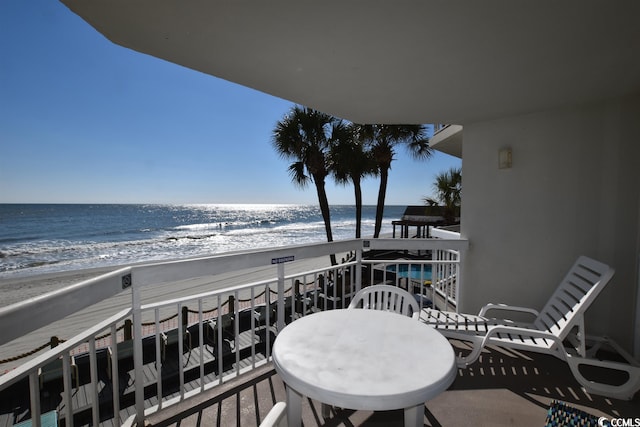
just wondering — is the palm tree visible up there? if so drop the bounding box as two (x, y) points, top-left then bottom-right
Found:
(272, 106), (338, 264)
(328, 122), (376, 238)
(423, 167), (462, 224)
(354, 125), (432, 238)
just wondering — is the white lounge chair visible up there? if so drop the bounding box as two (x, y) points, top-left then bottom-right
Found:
(420, 255), (640, 400)
(348, 284), (420, 319)
(259, 401), (287, 427)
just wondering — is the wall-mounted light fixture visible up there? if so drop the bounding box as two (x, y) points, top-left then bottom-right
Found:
(498, 147), (512, 169)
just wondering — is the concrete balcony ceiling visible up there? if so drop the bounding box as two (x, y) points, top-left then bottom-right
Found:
(60, 0), (640, 124)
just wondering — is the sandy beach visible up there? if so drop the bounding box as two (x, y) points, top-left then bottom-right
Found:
(0, 254), (342, 373)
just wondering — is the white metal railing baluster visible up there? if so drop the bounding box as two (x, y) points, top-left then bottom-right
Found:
(28, 372), (41, 427)
(89, 338), (99, 427)
(198, 299), (205, 392)
(62, 352), (73, 427)
(250, 287), (256, 369)
(132, 276), (145, 425)
(455, 247), (464, 313)
(216, 297), (223, 384)
(232, 292), (240, 377)
(110, 323), (120, 425)
(265, 283), (272, 360)
(177, 302), (185, 398)
(155, 308), (162, 409)
(356, 248), (362, 294)
(277, 263), (285, 331)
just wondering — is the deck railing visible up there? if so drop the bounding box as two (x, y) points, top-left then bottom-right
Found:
(433, 123), (449, 134)
(0, 237), (467, 427)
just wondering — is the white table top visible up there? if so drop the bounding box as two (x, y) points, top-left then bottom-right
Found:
(272, 309), (457, 411)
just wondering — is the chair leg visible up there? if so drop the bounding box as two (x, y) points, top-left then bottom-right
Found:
(566, 355), (640, 401)
(448, 335), (485, 368)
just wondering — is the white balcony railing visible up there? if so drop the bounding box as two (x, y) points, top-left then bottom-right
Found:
(0, 237), (467, 427)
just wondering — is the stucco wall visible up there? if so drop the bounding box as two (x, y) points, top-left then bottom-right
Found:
(459, 95), (640, 352)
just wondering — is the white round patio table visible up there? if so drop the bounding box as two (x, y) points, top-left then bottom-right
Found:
(272, 308), (457, 427)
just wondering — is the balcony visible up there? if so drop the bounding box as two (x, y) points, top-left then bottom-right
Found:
(0, 237), (638, 426)
(429, 124), (463, 158)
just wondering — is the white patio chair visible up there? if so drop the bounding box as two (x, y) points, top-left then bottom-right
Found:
(420, 255), (640, 400)
(348, 284), (420, 319)
(259, 401), (287, 427)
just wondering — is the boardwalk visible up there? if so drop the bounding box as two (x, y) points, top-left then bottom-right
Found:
(0, 327), (273, 427)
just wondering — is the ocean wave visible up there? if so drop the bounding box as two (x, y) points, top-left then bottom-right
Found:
(165, 233), (220, 241)
(174, 217), (287, 232)
(0, 204), (405, 278)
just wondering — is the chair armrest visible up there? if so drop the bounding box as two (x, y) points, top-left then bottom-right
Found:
(479, 303), (539, 319)
(482, 325), (564, 351)
(259, 401), (287, 427)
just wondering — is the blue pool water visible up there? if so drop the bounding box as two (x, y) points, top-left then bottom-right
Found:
(386, 264), (432, 281)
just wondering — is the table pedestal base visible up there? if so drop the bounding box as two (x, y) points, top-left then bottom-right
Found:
(404, 404), (424, 427)
(286, 385), (425, 427)
(286, 386), (303, 427)
(321, 403), (331, 419)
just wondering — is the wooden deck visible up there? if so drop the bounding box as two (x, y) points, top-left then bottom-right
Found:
(2, 322), (639, 426)
(146, 340), (640, 427)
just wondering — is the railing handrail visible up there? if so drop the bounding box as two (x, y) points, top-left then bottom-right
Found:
(284, 259), (358, 279)
(361, 259), (460, 265)
(0, 307), (131, 390)
(0, 238), (468, 347)
(364, 238), (466, 251)
(429, 226), (462, 240)
(0, 267), (133, 347)
(131, 239), (360, 288)
(0, 237), (468, 426)
(139, 261), (346, 313)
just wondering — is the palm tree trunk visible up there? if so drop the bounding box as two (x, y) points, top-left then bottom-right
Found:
(373, 167), (389, 238)
(353, 178), (363, 239)
(314, 177), (337, 265)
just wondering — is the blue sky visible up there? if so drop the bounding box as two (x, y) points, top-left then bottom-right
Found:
(0, 2), (461, 205)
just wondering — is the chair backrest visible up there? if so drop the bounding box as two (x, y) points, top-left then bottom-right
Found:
(348, 285), (419, 318)
(533, 256), (614, 340)
(259, 401), (287, 427)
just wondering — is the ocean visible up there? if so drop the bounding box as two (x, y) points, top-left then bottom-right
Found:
(0, 204), (406, 278)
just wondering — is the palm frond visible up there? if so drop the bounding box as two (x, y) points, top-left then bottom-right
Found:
(287, 161), (309, 188)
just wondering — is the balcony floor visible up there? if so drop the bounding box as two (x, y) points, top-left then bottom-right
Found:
(146, 340), (640, 427)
